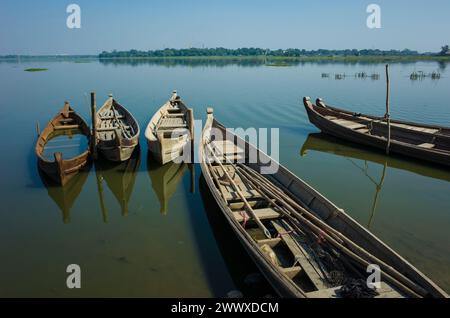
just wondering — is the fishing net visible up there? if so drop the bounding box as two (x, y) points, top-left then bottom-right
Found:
(336, 278), (379, 298)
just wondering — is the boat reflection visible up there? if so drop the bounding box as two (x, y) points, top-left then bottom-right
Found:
(147, 156), (194, 215)
(38, 161), (92, 224)
(300, 133), (450, 228)
(95, 147), (141, 222)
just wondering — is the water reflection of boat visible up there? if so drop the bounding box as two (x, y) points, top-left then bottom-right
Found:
(95, 147), (140, 221)
(300, 133), (450, 229)
(38, 162), (91, 224)
(147, 156), (194, 215)
(300, 133), (450, 183)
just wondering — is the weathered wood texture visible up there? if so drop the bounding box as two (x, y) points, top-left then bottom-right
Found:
(145, 91), (194, 165)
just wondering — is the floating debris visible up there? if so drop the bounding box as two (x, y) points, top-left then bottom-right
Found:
(410, 71), (426, 80)
(335, 73), (346, 80)
(410, 71), (441, 81)
(354, 72), (379, 80)
(321, 73), (330, 78)
(24, 68), (48, 72)
(431, 71), (441, 80)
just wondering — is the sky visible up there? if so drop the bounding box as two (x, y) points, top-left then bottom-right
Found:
(0, 0), (449, 55)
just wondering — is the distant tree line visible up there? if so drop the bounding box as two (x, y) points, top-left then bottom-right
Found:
(97, 47), (443, 58)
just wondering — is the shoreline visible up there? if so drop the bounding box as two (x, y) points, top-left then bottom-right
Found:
(1, 55), (450, 63)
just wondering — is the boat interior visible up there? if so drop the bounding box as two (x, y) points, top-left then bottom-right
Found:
(97, 100), (138, 142)
(155, 99), (189, 138)
(203, 129), (404, 298)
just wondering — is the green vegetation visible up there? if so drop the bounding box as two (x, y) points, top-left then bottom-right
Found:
(440, 45), (450, 56)
(24, 68), (48, 72)
(98, 47), (450, 62)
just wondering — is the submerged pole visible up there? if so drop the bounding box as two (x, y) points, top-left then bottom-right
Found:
(188, 108), (194, 164)
(385, 64), (391, 155)
(90, 92), (98, 159)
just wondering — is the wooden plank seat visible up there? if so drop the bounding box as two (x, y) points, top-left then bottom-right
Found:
(59, 118), (74, 123)
(99, 114), (125, 120)
(417, 143), (435, 149)
(233, 207), (280, 222)
(225, 189), (262, 201)
(165, 113), (185, 118)
(331, 118), (366, 130)
(211, 140), (245, 155)
(158, 117), (187, 129)
(97, 125), (131, 132)
(271, 220), (328, 290)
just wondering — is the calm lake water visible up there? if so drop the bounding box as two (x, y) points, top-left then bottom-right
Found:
(0, 58), (449, 297)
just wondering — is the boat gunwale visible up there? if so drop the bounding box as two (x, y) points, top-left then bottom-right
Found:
(35, 106), (91, 165)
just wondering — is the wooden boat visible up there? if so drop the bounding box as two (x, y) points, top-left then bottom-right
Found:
(200, 108), (448, 298)
(95, 147), (140, 219)
(301, 132), (450, 183)
(145, 91), (194, 165)
(94, 94), (140, 162)
(35, 101), (91, 185)
(303, 97), (450, 167)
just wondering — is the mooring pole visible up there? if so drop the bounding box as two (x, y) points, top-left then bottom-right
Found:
(90, 92), (98, 159)
(385, 64), (391, 155)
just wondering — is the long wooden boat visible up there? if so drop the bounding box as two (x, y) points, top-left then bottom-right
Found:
(35, 101), (91, 186)
(145, 91), (194, 165)
(95, 95), (140, 162)
(200, 108), (448, 298)
(303, 97), (450, 167)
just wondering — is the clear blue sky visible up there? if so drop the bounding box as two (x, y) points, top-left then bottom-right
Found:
(0, 0), (449, 55)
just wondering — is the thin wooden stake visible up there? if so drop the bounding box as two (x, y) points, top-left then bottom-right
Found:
(90, 92), (98, 159)
(36, 121), (40, 136)
(385, 64), (391, 155)
(188, 108), (194, 163)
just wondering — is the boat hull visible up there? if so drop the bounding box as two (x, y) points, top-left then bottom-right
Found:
(303, 99), (450, 167)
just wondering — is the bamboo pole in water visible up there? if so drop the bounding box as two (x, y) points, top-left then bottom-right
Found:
(90, 92), (98, 159)
(385, 64), (391, 155)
